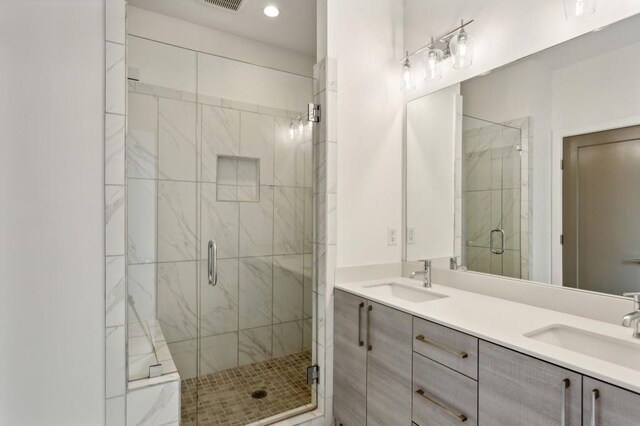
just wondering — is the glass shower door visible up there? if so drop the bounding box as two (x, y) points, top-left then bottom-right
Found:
(126, 34), (316, 426)
(195, 51), (316, 425)
(462, 116), (521, 278)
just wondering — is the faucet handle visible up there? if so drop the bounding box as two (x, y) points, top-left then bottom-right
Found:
(417, 259), (431, 268)
(623, 292), (640, 307)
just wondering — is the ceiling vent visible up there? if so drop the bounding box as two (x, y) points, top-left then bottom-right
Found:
(201, 0), (244, 12)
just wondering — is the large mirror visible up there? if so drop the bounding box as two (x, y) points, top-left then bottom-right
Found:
(406, 13), (640, 296)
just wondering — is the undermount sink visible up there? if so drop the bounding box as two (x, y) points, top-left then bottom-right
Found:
(364, 282), (447, 303)
(525, 325), (640, 372)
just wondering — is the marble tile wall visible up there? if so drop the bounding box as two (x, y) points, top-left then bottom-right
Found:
(310, 56), (338, 426)
(110, 19), (331, 426)
(460, 117), (531, 280)
(126, 78), (314, 382)
(105, 1), (127, 425)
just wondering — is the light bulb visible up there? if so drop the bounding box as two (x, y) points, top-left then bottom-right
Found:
(423, 42), (443, 81)
(298, 120), (304, 134)
(402, 52), (414, 91)
(563, 0), (596, 19)
(450, 27), (474, 70)
(263, 6), (280, 17)
(289, 122), (295, 139)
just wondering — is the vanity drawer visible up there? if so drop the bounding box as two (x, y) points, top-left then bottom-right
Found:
(412, 317), (478, 379)
(413, 352), (478, 426)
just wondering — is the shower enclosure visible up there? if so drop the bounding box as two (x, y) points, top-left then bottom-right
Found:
(125, 36), (316, 425)
(461, 116), (523, 278)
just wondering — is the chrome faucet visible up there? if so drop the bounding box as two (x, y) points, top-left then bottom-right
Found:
(622, 292), (640, 339)
(410, 259), (432, 288)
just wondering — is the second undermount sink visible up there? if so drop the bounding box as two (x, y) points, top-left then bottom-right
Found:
(525, 325), (640, 372)
(364, 282), (447, 304)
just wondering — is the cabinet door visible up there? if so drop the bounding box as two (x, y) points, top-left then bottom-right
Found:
(334, 290), (368, 426)
(478, 341), (582, 426)
(583, 377), (640, 426)
(367, 301), (413, 426)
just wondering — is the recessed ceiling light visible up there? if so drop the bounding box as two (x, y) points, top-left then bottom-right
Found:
(263, 5), (280, 17)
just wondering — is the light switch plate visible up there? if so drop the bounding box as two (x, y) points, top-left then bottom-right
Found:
(388, 227), (398, 246)
(407, 227), (416, 245)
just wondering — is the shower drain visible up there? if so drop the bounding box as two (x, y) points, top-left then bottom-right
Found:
(251, 389), (268, 399)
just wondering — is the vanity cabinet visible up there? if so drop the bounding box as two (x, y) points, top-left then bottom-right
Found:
(335, 290), (640, 426)
(478, 341), (582, 425)
(334, 290), (368, 426)
(334, 289), (413, 426)
(583, 377), (640, 426)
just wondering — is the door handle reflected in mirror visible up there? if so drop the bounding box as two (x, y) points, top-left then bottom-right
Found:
(208, 240), (218, 286)
(490, 228), (505, 255)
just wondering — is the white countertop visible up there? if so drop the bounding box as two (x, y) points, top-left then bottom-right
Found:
(336, 277), (640, 393)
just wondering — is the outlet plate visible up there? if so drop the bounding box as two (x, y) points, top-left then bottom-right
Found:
(407, 227), (416, 245)
(388, 227), (398, 246)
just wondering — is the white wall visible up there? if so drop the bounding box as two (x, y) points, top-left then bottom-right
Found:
(0, 1), (105, 424)
(404, 0), (640, 101)
(327, 0), (405, 267)
(406, 85), (459, 261)
(128, 6), (314, 78)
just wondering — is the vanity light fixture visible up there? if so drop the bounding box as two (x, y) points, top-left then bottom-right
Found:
(402, 51), (415, 91)
(401, 20), (474, 84)
(263, 5), (280, 17)
(450, 22), (474, 69)
(423, 38), (443, 81)
(563, 0), (596, 20)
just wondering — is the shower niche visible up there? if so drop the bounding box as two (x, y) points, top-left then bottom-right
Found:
(216, 156), (260, 202)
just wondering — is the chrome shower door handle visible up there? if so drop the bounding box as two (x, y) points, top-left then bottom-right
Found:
(208, 240), (218, 286)
(490, 228), (505, 255)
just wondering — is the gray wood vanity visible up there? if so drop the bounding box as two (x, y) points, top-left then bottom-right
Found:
(334, 289), (640, 426)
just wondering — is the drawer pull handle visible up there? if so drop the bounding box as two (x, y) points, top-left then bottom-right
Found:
(415, 334), (468, 359)
(591, 389), (599, 426)
(367, 305), (373, 351)
(357, 302), (364, 347)
(561, 378), (570, 426)
(415, 389), (467, 422)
